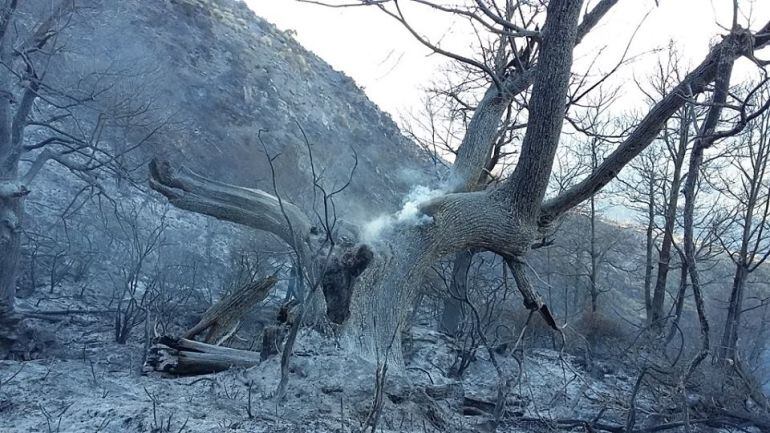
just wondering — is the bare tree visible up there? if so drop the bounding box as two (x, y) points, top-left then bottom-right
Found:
(560, 97), (622, 314)
(0, 1), (162, 356)
(617, 141), (666, 320)
(647, 59), (694, 330)
(150, 0), (770, 367)
(713, 88), (770, 364)
(108, 201), (168, 345)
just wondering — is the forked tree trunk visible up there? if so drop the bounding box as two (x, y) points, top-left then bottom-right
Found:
(340, 192), (542, 366)
(680, 47), (736, 378)
(332, 0), (581, 365)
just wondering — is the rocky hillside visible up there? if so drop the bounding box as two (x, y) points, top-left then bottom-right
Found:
(43, 0), (434, 220)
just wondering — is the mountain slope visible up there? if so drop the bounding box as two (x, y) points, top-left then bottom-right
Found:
(59, 0), (433, 218)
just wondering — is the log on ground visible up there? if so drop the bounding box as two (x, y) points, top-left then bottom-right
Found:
(144, 336), (262, 375)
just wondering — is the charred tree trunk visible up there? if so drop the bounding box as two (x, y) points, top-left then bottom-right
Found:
(145, 277), (279, 374)
(260, 325), (283, 361)
(681, 141), (713, 377)
(144, 337), (263, 375)
(589, 194), (599, 313)
(0, 191), (23, 357)
(643, 182), (656, 322)
(665, 253), (688, 346)
(0, 7), (22, 355)
(439, 250), (473, 336)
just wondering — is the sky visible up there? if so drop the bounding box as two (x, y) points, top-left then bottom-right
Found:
(247, 0), (770, 122)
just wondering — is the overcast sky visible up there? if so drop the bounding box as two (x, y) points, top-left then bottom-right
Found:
(247, 0), (770, 122)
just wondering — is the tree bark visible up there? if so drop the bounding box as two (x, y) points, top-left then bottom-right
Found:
(183, 275), (277, 344)
(0, 194), (22, 357)
(149, 9), (769, 370)
(439, 250), (473, 336)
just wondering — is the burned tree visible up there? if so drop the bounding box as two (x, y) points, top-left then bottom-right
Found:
(713, 88), (770, 365)
(0, 1), (163, 357)
(645, 54), (697, 329)
(150, 1), (770, 367)
(322, 244), (373, 324)
(617, 140), (666, 321)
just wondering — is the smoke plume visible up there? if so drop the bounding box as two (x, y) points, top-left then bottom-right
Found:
(361, 185), (444, 243)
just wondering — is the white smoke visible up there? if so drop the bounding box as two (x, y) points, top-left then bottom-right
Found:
(361, 185), (445, 243)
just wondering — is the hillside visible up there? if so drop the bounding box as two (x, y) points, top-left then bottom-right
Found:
(39, 0), (434, 217)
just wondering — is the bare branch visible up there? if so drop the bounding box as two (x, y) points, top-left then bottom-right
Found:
(541, 23), (770, 223)
(148, 159), (314, 249)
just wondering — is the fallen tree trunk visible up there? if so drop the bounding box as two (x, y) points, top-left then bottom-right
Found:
(145, 276), (280, 375)
(144, 336), (263, 375)
(183, 275), (277, 344)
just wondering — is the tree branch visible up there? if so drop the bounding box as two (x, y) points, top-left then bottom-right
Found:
(503, 0), (583, 217)
(148, 159), (315, 250)
(448, 0), (619, 193)
(541, 23), (770, 223)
